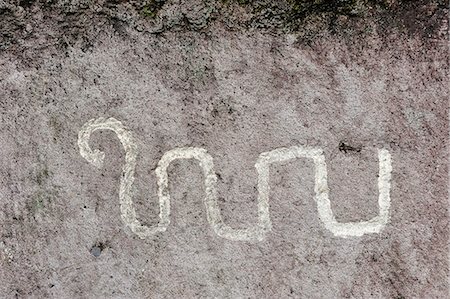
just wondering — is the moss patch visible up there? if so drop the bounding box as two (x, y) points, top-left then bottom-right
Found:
(0, 0), (446, 62)
(141, 0), (167, 18)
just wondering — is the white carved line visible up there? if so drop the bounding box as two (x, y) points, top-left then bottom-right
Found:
(78, 117), (392, 241)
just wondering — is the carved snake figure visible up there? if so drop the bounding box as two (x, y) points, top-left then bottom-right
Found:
(78, 117), (392, 241)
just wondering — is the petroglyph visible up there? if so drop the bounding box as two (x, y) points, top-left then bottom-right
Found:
(79, 117), (393, 241)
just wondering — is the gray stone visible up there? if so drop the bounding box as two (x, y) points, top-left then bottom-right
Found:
(0, 1), (448, 298)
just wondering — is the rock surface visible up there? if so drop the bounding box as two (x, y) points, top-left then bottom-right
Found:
(0, 0), (448, 298)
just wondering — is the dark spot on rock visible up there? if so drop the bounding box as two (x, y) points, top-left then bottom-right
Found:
(34, 167), (50, 186)
(90, 242), (107, 257)
(216, 172), (222, 181)
(19, 0), (36, 8)
(90, 246), (102, 257)
(338, 141), (362, 153)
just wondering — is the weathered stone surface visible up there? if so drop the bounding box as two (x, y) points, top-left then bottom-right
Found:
(0, 1), (448, 298)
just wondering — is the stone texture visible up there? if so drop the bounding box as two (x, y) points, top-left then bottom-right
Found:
(0, 1), (448, 298)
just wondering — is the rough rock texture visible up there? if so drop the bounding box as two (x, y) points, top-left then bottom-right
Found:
(0, 1), (448, 298)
